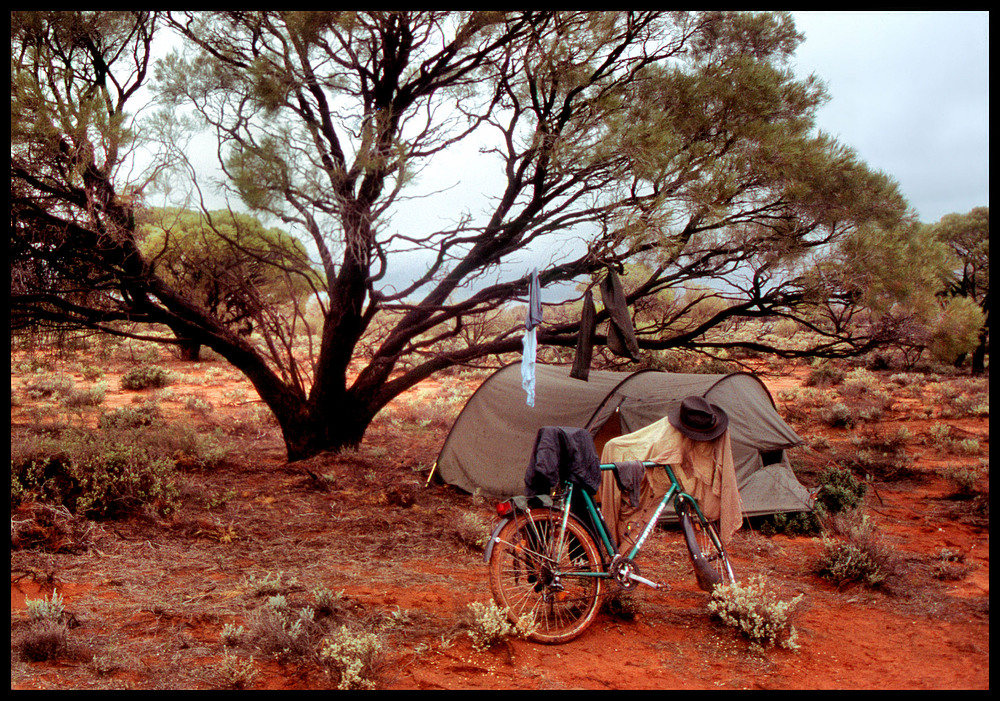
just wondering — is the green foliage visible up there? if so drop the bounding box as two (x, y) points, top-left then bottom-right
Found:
(804, 362), (845, 387)
(463, 601), (538, 651)
(758, 510), (823, 537)
(14, 10), (929, 461)
(815, 466), (866, 514)
(26, 590), (66, 623)
(815, 513), (900, 590)
(319, 626), (385, 690)
(11, 410), (233, 518)
(16, 590), (71, 663)
(120, 365), (174, 391)
(708, 575), (802, 649)
(217, 652), (258, 690)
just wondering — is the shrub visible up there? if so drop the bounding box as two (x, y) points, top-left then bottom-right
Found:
(99, 403), (162, 430)
(707, 575), (802, 649)
(246, 596), (318, 660)
(23, 372), (75, 399)
(815, 514), (899, 590)
(217, 652), (258, 690)
(16, 619), (70, 662)
(27, 590), (66, 623)
(758, 510), (823, 537)
(11, 432), (179, 519)
(819, 402), (855, 428)
(463, 601), (538, 651)
(120, 364), (174, 391)
(451, 510), (492, 552)
(804, 363), (846, 388)
(17, 590), (71, 663)
(815, 466), (866, 514)
(60, 382), (107, 408)
(319, 626), (385, 690)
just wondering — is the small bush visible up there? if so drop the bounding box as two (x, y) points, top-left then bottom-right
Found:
(23, 372), (75, 400)
(16, 619), (70, 662)
(120, 365), (174, 391)
(17, 590), (71, 663)
(451, 510), (492, 552)
(319, 626), (385, 690)
(707, 575), (802, 649)
(758, 510), (823, 537)
(464, 601), (538, 651)
(61, 382), (107, 408)
(11, 432), (179, 519)
(804, 363), (845, 388)
(217, 652), (258, 690)
(815, 466), (866, 514)
(815, 514), (899, 590)
(27, 589), (66, 623)
(99, 403), (162, 430)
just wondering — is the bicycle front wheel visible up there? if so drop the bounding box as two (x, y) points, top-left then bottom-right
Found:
(488, 507), (605, 644)
(677, 500), (736, 592)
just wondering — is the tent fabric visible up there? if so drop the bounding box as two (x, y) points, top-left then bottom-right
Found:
(435, 363), (813, 518)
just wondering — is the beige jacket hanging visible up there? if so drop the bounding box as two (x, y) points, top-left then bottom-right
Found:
(598, 416), (743, 552)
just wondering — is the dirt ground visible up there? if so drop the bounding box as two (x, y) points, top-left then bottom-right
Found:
(10, 353), (990, 690)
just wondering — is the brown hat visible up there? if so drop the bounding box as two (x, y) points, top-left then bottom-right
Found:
(668, 396), (729, 442)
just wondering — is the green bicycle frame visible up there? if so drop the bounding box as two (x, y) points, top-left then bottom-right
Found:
(556, 462), (716, 579)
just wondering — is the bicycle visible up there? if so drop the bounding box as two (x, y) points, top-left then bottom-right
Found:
(484, 461), (736, 644)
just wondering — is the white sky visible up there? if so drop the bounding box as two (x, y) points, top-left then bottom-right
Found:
(789, 10), (989, 223)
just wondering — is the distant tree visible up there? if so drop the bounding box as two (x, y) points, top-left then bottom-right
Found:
(13, 11), (922, 461)
(931, 207), (989, 372)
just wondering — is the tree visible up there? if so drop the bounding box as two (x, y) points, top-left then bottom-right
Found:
(138, 208), (321, 360)
(931, 207), (989, 372)
(13, 11), (917, 461)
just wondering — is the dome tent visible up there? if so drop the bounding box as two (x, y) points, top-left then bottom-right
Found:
(435, 363), (813, 518)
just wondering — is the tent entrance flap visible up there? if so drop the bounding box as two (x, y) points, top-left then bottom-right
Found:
(435, 363), (813, 517)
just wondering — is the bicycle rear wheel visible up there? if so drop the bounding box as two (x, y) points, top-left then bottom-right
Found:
(677, 500), (736, 592)
(488, 507), (604, 644)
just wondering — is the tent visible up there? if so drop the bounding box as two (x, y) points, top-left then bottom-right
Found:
(435, 363), (813, 518)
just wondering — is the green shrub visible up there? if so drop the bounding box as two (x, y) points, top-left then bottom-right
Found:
(217, 652), (258, 690)
(99, 403), (162, 430)
(815, 466), (866, 514)
(319, 626), (385, 690)
(804, 363), (845, 387)
(815, 514), (899, 590)
(11, 432), (179, 519)
(707, 575), (802, 649)
(463, 600), (538, 651)
(23, 372), (75, 400)
(120, 364), (174, 391)
(17, 590), (71, 663)
(758, 510), (823, 537)
(60, 382), (107, 408)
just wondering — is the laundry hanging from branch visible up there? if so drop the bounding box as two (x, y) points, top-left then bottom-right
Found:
(521, 268), (542, 406)
(599, 266), (640, 361)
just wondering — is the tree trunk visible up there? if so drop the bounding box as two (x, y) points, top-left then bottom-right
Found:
(276, 398), (375, 462)
(176, 338), (202, 362)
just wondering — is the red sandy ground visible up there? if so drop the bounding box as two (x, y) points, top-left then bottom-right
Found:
(10, 358), (989, 689)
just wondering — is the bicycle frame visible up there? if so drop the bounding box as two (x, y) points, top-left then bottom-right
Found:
(487, 462), (720, 590)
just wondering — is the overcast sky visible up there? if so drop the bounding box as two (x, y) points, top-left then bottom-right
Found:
(789, 10), (989, 223)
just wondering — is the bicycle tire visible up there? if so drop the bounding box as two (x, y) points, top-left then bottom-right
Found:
(677, 500), (736, 592)
(488, 506), (604, 644)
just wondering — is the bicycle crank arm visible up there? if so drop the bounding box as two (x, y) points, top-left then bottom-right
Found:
(626, 571), (663, 589)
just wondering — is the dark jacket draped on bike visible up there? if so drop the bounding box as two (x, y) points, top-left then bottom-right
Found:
(524, 426), (602, 497)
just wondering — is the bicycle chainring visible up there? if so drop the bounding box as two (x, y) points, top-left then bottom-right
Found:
(609, 555), (641, 590)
